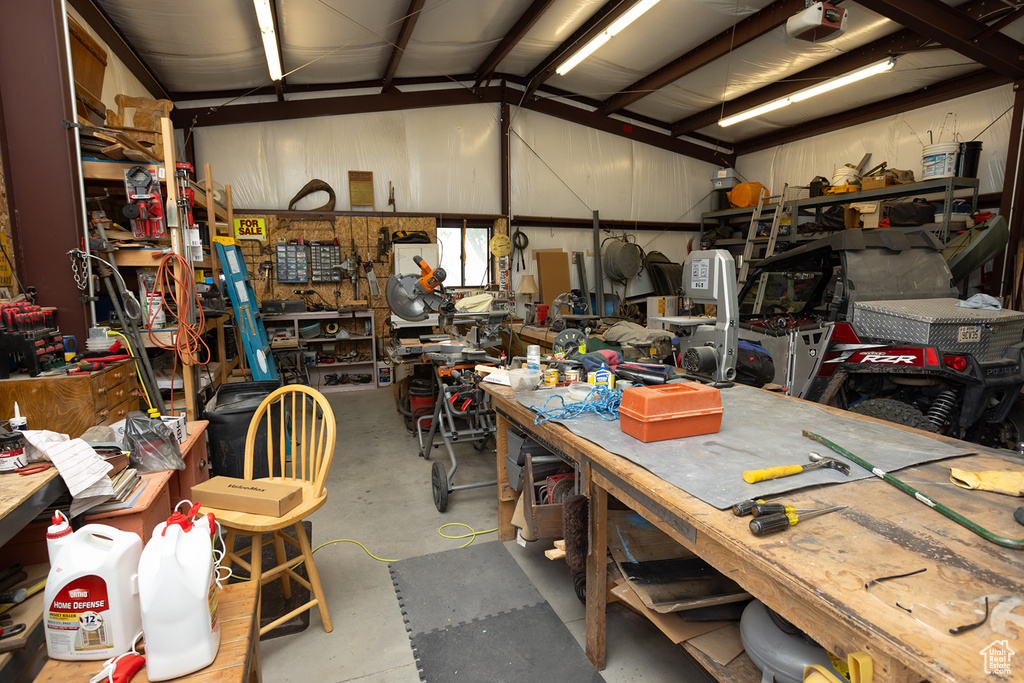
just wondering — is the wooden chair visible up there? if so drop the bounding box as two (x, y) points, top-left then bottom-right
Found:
(200, 385), (336, 635)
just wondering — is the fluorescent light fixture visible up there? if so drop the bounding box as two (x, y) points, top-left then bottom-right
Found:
(719, 57), (896, 127)
(253, 0), (283, 81)
(556, 0), (661, 76)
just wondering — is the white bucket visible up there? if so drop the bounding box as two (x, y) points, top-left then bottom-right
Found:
(921, 142), (959, 180)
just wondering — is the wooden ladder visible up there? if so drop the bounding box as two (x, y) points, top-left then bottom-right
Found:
(738, 183), (789, 283)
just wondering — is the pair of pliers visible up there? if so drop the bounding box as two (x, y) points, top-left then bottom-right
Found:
(14, 463), (51, 476)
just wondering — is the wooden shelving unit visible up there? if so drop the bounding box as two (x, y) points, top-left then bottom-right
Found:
(79, 121), (239, 420)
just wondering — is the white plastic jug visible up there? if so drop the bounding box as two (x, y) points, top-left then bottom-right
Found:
(43, 525), (143, 661)
(138, 509), (221, 680)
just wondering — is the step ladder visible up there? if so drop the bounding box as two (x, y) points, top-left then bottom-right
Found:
(215, 238), (279, 381)
(738, 183), (790, 283)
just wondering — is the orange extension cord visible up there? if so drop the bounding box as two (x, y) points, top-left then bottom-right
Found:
(148, 251), (211, 413)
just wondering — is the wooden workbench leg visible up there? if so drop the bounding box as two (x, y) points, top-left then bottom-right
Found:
(585, 463), (607, 671)
(495, 414), (519, 541)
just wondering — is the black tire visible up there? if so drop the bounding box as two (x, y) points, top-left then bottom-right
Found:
(572, 571), (587, 604)
(431, 461), (449, 512)
(849, 398), (937, 432)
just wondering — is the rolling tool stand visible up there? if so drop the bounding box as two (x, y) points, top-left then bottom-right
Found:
(415, 346), (499, 512)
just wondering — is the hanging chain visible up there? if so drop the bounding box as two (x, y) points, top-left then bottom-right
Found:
(67, 249), (89, 291)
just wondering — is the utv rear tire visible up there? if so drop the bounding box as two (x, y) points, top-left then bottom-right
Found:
(849, 398), (937, 433)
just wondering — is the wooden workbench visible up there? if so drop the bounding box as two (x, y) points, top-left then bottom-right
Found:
(35, 580), (262, 682)
(483, 383), (1024, 683)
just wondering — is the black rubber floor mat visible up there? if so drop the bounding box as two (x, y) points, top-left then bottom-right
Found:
(411, 603), (603, 682)
(230, 521), (311, 640)
(390, 541), (542, 634)
(390, 541), (603, 682)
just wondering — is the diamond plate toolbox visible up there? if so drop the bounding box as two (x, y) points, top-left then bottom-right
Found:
(852, 298), (1024, 362)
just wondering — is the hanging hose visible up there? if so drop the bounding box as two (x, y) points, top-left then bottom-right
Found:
(926, 389), (957, 429)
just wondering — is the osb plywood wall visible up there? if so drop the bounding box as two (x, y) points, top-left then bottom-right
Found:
(232, 214), (508, 343)
(0, 149), (15, 297)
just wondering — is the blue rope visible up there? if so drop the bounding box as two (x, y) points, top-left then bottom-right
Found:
(532, 386), (623, 424)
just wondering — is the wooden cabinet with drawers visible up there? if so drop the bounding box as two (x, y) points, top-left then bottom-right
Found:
(0, 360), (141, 436)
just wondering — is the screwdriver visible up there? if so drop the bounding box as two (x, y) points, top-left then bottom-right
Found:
(749, 505), (847, 537)
(751, 503), (820, 518)
(732, 498), (768, 516)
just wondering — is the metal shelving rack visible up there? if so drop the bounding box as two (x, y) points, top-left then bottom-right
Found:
(700, 177), (981, 258)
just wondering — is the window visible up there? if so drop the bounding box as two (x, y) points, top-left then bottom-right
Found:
(437, 222), (491, 287)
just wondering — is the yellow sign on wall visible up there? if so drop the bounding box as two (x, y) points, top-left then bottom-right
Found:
(234, 217), (267, 240)
(0, 231), (13, 289)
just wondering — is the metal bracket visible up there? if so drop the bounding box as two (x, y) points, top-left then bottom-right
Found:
(62, 119), (82, 130)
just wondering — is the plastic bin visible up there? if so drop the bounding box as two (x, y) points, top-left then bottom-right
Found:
(618, 382), (723, 442)
(204, 380), (282, 478)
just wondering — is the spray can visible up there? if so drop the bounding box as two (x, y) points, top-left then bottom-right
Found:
(44, 525), (143, 661)
(46, 511), (73, 565)
(526, 345), (541, 372)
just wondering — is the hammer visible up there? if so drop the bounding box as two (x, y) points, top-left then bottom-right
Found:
(743, 452), (852, 484)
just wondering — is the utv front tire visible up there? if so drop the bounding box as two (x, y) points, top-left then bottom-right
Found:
(849, 398), (937, 433)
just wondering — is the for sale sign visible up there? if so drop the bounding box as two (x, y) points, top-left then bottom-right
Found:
(234, 217), (267, 240)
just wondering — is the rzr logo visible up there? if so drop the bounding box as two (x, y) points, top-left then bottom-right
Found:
(860, 353), (916, 364)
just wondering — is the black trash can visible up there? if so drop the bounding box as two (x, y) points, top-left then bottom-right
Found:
(204, 380), (282, 479)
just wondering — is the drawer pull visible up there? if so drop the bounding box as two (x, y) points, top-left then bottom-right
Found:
(198, 459), (207, 469)
(97, 386), (107, 395)
(97, 409), (109, 420)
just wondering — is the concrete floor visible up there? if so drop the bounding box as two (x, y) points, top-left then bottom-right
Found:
(260, 387), (716, 682)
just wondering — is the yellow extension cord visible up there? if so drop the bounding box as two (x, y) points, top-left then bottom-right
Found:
(228, 523), (499, 580)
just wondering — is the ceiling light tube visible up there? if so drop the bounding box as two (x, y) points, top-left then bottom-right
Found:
(556, 0), (661, 76)
(253, 0), (283, 81)
(719, 57), (896, 127)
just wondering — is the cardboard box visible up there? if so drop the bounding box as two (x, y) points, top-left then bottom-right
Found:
(860, 175), (897, 191)
(192, 476), (303, 517)
(849, 201), (881, 229)
(161, 414), (187, 444)
(844, 205), (861, 230)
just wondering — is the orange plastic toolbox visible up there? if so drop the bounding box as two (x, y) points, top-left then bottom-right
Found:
(619, 382), (723, 442)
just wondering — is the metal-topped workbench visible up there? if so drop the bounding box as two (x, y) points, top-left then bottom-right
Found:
(483, 381), (1024, 682)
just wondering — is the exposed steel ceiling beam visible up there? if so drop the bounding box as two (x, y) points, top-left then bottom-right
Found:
(67, 0), (169, 100)
(732, 69), (1007, 155)
(599, 0), (806, 116)
(672, 28), (930, 136)
(382, 0), (426, 92)
(671, 0), (1010, 137)
(522, 0), (642, 103)
(523, 95), (734, 166)
(474, 0), (557, 88)
(173, 86), (505, 128)
(857, 0), (1024, 80)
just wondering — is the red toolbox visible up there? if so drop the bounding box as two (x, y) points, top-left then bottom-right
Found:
(619, 382), (723, 442)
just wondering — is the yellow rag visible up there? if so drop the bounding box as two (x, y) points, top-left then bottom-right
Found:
(949, 468), (1024, 497)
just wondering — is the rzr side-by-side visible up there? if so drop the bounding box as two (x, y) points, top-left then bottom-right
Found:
(730, 229), (1024, 448)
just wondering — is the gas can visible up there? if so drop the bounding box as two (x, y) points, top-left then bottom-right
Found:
(138, 507), (221, 680)
(43, 525), (143, 661)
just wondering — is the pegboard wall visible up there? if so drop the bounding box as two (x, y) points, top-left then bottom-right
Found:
(232, 214), (507, 336)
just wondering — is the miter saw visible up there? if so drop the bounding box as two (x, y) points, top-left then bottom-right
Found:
(386, 257), (511, 361)
(385, 256), (455, 323)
